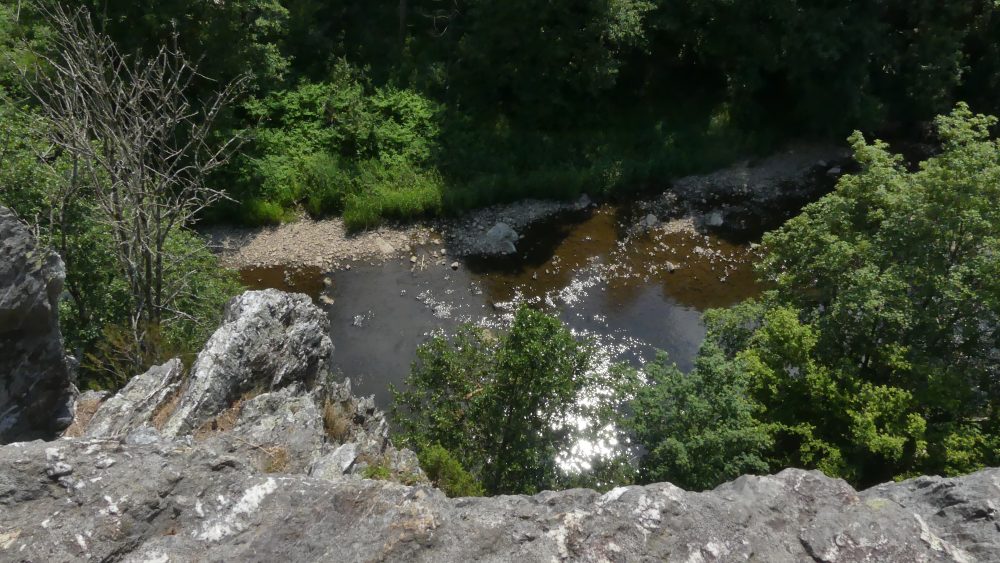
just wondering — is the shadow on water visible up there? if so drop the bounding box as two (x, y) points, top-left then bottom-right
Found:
(240, 265), (326, 302)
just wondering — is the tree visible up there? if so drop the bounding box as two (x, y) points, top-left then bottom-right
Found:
(413, 0), (654, 122)
(637, 104), (1000, 488)
(753, 103), (1000, 483)
(82, 0), (289, 91)
(20, 3), (246, 371)
(630, 344), (772, 491)
(392, 307), (636, 495)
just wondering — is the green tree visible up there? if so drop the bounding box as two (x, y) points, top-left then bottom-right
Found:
(637, 104), (1000, 488)
(630, 344), (772, 491)
(413, 0), (653, 122)
(84, 0), (289, 91)
(392, 307), (636, 495)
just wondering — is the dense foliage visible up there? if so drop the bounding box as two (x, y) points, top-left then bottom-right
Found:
(0, 6), (242, 389)
(2, 0), (1000, 494)
(1, 0), (990, 227)
(636, 105), (1000, 489)
(392, 307), (635, 495)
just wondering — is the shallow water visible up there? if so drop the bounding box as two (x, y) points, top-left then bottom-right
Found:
(241, 204), (764, 407)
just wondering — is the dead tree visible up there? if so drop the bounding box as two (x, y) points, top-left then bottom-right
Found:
(21, 2), (247, 365)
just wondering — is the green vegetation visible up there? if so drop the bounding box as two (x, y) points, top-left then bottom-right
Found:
(417, 445), (485, 498)
(0, 6), (242, 389)
(392, 307), (635, 495)
(0, 0), (987, 227)
(630, 343), (772, 491)
(635, 105), (1000, 489)
(2, 0), (1000, 497)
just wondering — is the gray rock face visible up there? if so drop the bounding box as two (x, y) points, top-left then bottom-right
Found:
(82, 359), (183, 439)
(160, 289), (333, 437)
(1, 436), (997, 562)
(73, 289), (417, 483)
(0, 207), (76, 443)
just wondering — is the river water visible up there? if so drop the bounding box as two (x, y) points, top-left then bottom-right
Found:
(241, 204), (764, 407)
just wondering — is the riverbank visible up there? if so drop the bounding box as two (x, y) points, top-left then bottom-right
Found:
(202, 143), (849, 272)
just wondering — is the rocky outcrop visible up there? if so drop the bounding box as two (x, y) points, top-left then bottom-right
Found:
(1, 436), (998, 561)
(70, 289), (418, 485)
(160, 289), (333, 437)
(0, 207), (76, 443)
(82, 359), (184, 439)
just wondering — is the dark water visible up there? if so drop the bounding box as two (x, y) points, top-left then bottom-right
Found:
(242, 205), (764, 407)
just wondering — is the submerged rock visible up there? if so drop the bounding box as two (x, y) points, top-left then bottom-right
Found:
(0, 206), (76, 443)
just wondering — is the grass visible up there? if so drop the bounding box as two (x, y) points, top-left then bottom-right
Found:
(322, 398), (352, 443)
(362, 463), (393, 480)
(263, 446), (291, 473)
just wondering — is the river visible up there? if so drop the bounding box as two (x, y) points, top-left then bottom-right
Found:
(241, 203), (764, 406)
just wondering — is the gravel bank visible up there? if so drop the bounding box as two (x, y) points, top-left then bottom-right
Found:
(202, 196), (594, 271)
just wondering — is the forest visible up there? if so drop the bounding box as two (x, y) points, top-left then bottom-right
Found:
(1, 0), (999, 496)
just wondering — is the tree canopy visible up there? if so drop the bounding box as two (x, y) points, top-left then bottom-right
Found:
(392, 307), (636, 495)
(636, 104), (1000, 489)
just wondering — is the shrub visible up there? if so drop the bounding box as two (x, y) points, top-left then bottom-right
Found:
(240, 198), (288, 226)
(418, 444), (485, 497)
(301, 153), (350, 217)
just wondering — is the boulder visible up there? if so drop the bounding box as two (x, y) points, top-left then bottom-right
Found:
(309, 442), (358, 480)
(482, 222), (518, 255)
(0, 206), (76, 443)
(203, 385), (327, 474)
(705, 210), (725, 228)
(160, 289), (333, 437)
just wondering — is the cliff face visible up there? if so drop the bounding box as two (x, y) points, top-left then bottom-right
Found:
(0, 207), (76, 443)
(1, 208), (998, 562)
(3, 431), (998, 562)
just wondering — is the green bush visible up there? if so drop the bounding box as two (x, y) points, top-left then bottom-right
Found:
(633, 105), (1000, 489)
(301, 153), (350, 217)
(230, 62), (444, 227)
(418, 444), (485, 497)
(240, 198), (288, 226)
